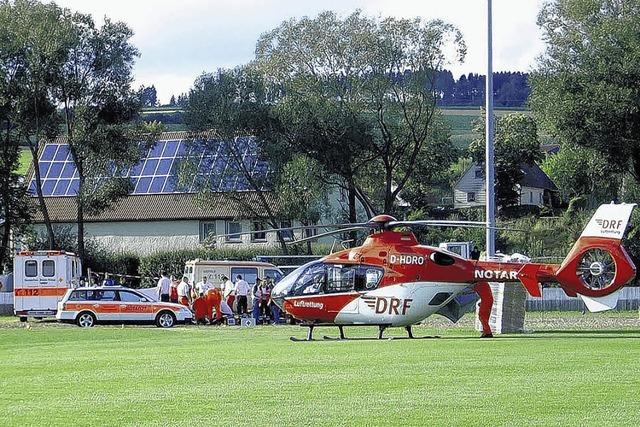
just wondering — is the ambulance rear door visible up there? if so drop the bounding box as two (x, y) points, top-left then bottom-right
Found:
(14, 256), (40, 313)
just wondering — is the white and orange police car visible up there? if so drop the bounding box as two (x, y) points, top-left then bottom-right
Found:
(56, 286), (193, 328)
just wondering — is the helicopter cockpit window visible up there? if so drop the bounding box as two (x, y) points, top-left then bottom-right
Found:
(287, 263), (385, 296)
(326, 265), (384, 293)
(361, 267), (383, 290)
(291, 263), (326, 296)
(326, 265), (356, 293)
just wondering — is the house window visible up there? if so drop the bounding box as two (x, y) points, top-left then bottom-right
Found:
(467, 192), (476, 202)
(304, 222), (318, 239)
(280, 220), (293, 241)
(226, 221), (242, 242)
(252, 221), (267, 242)
(529, 192), (533, 203)
(200, 222), (217, 243)
(474, 169), (483, 179)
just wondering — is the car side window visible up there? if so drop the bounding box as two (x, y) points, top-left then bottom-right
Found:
(119, 291), (143, 303)
(68, 290), (86, 301)
(97, 290), (117, 301)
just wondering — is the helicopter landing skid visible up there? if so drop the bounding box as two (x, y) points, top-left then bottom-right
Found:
(290, 324), (439, 342)
(322, 326), (439, 341)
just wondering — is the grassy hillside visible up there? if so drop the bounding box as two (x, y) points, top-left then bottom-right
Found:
(441, 107), (530, 149)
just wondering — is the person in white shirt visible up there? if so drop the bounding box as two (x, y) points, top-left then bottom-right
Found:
(177, 276), (192, 306)
(234, 275), (250, 315)
(222, 275), (235, 311)
(157, 271), (171, 302)
(195, 276), (211, 297)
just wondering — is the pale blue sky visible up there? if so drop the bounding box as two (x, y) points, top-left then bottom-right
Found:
(53, 0), (546, 104)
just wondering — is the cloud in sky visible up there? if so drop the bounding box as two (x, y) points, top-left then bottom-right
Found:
(52, 0), (546, 104)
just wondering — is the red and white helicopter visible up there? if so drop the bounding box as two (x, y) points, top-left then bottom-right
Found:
(219, 203), (637, 341)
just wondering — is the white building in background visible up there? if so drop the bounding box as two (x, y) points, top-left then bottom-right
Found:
(27, 132), (321, 256)
(453, 162), (558, 209)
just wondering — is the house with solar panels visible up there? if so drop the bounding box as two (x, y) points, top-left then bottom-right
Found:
(27, 131), (311, 256)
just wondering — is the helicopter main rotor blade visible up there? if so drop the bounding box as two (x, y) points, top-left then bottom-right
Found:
(205, 222), (371, 242)
(387, 220), (526, 232)
(284, 226), (371, 246)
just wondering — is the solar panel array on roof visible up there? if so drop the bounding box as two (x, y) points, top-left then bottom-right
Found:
(28, 137), (269, 197)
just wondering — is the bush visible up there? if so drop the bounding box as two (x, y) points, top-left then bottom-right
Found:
(565, 196), (588, 216)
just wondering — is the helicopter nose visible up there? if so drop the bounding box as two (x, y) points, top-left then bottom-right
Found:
(271, 280), (293, 311)
(271, 295), (285, 311)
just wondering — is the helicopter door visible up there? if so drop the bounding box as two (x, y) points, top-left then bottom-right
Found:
(325, 265), (360, 314)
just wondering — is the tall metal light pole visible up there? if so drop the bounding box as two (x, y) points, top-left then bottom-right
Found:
(485, 0), (496, 257)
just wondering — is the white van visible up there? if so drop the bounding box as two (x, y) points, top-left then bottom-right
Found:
(183, 260), (284, 288)
(13, 250), (82, 321)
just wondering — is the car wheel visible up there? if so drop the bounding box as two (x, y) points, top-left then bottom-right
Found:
(76, 312), (96, 328)
(156, 311), (176, 328)
(19, 316), (27, 322)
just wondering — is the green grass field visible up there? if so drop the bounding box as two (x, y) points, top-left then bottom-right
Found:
(441, 108), (531, 149)
(1, 312), (639, 426)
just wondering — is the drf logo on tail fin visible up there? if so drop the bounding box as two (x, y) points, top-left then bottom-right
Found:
(595, 219), (623, 231)
(362, 296), (412, 315)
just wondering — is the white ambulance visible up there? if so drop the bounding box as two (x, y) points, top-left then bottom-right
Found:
(183, 259), (284, 288)
(13, 250), (82, 321)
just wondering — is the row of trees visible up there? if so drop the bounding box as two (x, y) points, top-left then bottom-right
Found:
(151, 70), (531, 110)
(0, 0), (161, 267)
(436, 71), (529, 107)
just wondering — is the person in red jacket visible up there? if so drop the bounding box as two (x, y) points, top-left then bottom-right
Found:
(169, 275), (179, 304)
(474, 281), (494, 338)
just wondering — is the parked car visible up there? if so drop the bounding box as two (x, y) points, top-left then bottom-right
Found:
(56, 286), (193, 328)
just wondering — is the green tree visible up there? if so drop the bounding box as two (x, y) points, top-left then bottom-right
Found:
(531, 0), (640, 183)
(0, 0), (72, 250)
(184, 67), (292, 252)
(137, 85), (158, 107)
(57, 12), (160, 267)
(400, 117), (459, 209)
(540, 144), (618, 205)
(469, 113), (542, 210)
(255, 11), (465, 214)
(277, 155), (331, 253)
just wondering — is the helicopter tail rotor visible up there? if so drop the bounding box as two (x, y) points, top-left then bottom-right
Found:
(553, 203), (636, 311)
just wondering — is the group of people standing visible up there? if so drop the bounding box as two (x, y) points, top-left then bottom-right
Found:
(156, 271), (281, 324)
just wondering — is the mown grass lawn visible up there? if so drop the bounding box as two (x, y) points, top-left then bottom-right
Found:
(1, 315), (639, 427)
